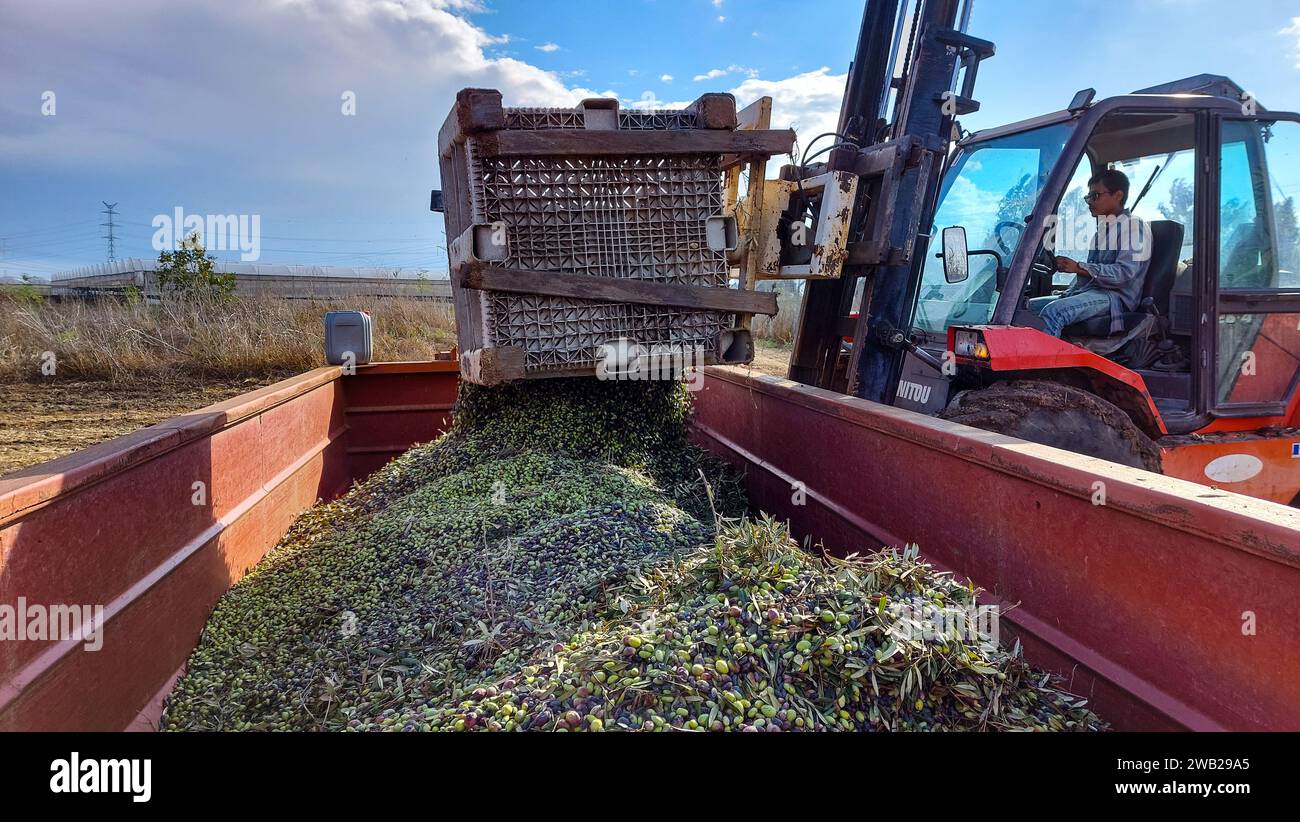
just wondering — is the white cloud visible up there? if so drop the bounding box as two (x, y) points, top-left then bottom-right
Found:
(660, 74), (673, 83)
(692, 64), (756, 82)
(0, 0), (628, 271)
(930, 173), (1007, 246)
(728, 66), (848, 160)
(1284, 17), (1300, 68)
(535, 42), (560, 52)
(0, 0), (616, 176)
(712, 0), (724, 7)
(0, 0), (869, 271)
(717, 15), (726, 22)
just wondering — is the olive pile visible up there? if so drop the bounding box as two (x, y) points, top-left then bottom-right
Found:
(429, 515), (1103, 732)
(162, 380), (742, 731)
(163, 379), (1102, 732)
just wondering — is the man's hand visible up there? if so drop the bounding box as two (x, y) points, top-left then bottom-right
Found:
(1054, 256), (1088, 276)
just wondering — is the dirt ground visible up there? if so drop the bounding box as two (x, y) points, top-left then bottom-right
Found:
(0, 378), (279, 478)
(0, 345), (794, 479)
(747, 342), (792, 378)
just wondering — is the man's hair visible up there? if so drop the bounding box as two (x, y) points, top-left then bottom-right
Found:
(1088, 168), (1130, 203)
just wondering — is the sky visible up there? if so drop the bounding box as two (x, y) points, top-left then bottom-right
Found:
(1, 0), (1298, 279)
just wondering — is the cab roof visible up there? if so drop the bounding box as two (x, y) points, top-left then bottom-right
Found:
(961, 74), (1268, 146)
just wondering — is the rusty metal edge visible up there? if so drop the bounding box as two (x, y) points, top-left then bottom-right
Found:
(0, 367), (345, 525)
(0, 361), (460, 525)
(0, 422), (347, 717)
(352, 361), (462, 375)
(126, 666), (184, 732)
(703, 367), (1300, 569)
(0, 360), (463, 730)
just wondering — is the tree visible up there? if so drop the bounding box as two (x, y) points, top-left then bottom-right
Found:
(1222, 198), (1254, 236)
(156, 232), (235, 300)
(1158, 178), (1194, 227)
(6, 273), (45, 306)
(992, 173), (1037, 242)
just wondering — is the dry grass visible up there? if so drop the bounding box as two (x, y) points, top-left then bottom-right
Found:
(749, 288), (800, 344)
(2, 283), (797, 385)
(1, 286), (797, 475)
(0, 291), (457, 384)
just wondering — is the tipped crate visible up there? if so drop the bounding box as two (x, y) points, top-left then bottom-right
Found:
(437, 88), (794, 384)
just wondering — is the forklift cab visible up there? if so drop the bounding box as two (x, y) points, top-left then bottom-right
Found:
(914, 76), (1300, 435)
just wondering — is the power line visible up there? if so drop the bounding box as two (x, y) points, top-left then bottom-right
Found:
(101, 201), (119, 262)
(0, 219), (101, 239)
(2, 233), (111, 253)
(114, 219), (437, 243)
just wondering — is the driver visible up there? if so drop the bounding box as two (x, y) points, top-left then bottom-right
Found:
(1033, 169), (1151, 337)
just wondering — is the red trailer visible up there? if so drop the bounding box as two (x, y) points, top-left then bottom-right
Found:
(1, 362), (1297, 731)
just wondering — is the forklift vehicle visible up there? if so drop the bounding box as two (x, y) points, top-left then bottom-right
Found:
(930, 77), (1300, 504)
(746, 0), (1300, 505)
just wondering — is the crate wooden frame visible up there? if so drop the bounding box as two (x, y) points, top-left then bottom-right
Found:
(437, 88), (793, 383)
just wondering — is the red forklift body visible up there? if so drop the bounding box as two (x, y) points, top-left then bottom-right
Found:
(951, 324), (1300, 504)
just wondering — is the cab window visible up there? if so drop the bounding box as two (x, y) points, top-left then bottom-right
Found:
(1215, 119), (1300, 407)
(915, 121), (1073, 335)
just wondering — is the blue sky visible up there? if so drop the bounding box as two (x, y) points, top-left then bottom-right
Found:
(1, 0), (1298, 278)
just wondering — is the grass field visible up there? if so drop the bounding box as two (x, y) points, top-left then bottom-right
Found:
(0, 291), (456, 476)
(1, 290), (456, 384)
(0, 290), (793, 477)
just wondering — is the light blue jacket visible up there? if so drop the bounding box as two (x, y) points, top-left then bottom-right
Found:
(1061, 210), (1151, 334)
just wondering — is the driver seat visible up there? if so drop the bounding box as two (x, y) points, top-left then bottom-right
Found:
(1061, 219), (1184, 337)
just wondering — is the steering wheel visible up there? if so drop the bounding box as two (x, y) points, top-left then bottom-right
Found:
(995, 220), (1059, 274)
(993, 220), (1024, 256)
(1030, 243), (1057, 276)
(1020, 243), (1059, 299)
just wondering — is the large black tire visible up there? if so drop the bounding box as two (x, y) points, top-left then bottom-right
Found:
(938, 380), (1163, 473)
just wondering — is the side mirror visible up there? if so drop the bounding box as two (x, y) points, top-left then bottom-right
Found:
(941, 226), (970, 284)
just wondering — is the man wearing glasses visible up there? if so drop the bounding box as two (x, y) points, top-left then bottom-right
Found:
(1033, 169), (1152, 337)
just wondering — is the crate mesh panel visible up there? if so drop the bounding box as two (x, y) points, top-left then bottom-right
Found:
(618, 110), (701, 130)
(503, 109), (584, 130)
(470, 145), (733, 372)
(484, 295), (728, 370)
(503, 109), (701, 131)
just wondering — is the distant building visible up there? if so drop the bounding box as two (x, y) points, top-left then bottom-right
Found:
(49, 258), (451, 301)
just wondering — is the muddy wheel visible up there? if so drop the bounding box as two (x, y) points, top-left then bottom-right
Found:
(938, 380), (1163, 473)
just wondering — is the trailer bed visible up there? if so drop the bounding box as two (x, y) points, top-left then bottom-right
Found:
(1, 363), (1296, 730)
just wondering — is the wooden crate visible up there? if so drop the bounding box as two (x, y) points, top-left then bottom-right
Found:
(437, 88), (793, 384)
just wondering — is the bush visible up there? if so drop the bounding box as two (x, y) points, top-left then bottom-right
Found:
(1, 276), (46, 307)
(155, 233), (235, 301)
